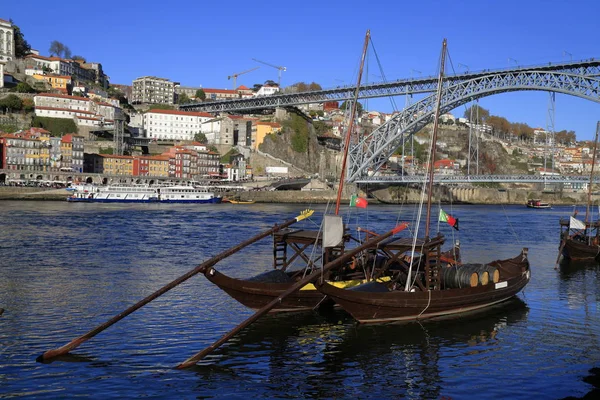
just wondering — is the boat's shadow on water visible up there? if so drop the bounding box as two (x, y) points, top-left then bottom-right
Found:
(185, 297), (528, 368)
(558, 258), (600, 280)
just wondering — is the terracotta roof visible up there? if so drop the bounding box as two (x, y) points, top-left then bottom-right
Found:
(237, 85), (250, 90)
(0, 18), (11, 24)
(257, 121), (281, 128)
(76, 116), (102, 121)
(203, 88), (238, 94)
(146, 109), (213, 118)
(35, 106), (95, 114)
(36, 93), (90, 102)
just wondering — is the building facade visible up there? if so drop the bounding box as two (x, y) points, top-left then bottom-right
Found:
(143, 109), (213, 141)
(132, 76), (175, 105)
(34, 93), (120, 128)
(0, 18), (15, 88)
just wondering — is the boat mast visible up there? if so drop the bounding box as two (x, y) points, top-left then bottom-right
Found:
(585, 121), (600, 223)
(334, 29), (370, 216)
(424, 39), (447, 239)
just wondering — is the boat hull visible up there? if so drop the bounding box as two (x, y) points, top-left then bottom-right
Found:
(316, 252), (530, 324)
(160, 197), (222, 204)
(561, 238), (600, 261)
(203, 267), (329, 312)
(67, 197), (159, 203)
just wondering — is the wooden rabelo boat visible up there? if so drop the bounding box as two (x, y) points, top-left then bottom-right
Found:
(201, 31), (422, 312)
(315, 38), (531, 324)
(559, 121), (600, 261)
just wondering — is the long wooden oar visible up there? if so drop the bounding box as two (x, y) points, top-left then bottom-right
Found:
(555, 240), (566, 270)
(175, 222), (408, 369)
(37, 209), (315, 363)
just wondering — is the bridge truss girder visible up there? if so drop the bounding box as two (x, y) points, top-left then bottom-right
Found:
(180, 60), (600, 114)
(347, 70), (600, 182)
(354, 174), (600, 184)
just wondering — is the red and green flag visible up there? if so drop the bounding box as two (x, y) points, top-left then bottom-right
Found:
(439, 208), (459, 230)
(350, 194), (368, 208)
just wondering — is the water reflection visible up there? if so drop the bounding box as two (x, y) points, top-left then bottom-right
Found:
(186, 299), (528, 398)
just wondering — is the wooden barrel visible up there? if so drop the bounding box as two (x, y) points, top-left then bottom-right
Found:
(442, 265), (480, 288)
(484, 265), (500, 283)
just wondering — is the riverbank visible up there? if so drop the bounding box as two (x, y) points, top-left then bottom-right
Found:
(0, 186), (593, 205)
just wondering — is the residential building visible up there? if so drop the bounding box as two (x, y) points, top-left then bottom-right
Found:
(175, 85), (201, 99)
(0, 18), (15, 88)
(61, 134), (84, 172)
(143, 109), (213, 141)
(255, 84), (280, 96)
(34, 93), (120, 128)
(131, 155), (170, 177)
(219, 115), (253, 146)
(254, 121), (282, 150)
(132, 76), (175, 105)
(0, 132), (49, 172)
(203, 88), (239, 101)
(32, 74), (72, 93)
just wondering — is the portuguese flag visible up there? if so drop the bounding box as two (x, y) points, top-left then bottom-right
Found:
(349, 194), (368, 208)
(439, 209), (459, 230)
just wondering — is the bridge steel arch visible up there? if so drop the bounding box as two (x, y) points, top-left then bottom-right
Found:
(180, 60), (600, 113)
(346, 70), (600, 182)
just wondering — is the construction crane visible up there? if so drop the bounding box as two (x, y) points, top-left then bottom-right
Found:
(252, 58), (286, 86)
(228, 66), (260, 89)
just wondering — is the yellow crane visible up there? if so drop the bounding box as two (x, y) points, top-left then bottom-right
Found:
(252, 58), (286, 86)
(228, 66), (260, 89)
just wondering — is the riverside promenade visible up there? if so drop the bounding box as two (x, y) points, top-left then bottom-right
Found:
(0, 186), (592, 205)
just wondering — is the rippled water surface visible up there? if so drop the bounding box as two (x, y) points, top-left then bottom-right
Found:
(1, 201), (599, 399)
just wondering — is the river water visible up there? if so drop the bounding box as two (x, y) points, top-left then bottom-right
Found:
(0, 201), (599, 399)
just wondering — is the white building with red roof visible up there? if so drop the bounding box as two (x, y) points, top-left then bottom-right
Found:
(33, 93), (121, 128)
(143, 109), (214, 141)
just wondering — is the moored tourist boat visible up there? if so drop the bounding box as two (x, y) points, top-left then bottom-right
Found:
(158, 185), (222, 204)
(526, 199), (551, 209)
(67, 184), (221, 204)
(67, 184), (159, 203)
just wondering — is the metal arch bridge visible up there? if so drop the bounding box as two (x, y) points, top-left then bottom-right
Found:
(180, 59), (600, 113)
(346, 62), (600, 182)
(354, 174), (600, 184)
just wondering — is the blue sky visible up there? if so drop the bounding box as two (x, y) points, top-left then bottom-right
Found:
(4, 0), (600, 139)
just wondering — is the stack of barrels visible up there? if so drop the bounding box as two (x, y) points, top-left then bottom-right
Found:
(442, 264), (500, 289)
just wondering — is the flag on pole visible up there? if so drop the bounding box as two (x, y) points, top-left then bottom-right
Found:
(349, 194), (368, 208)
(569, 216), (586, 231)
(439, 209), (459, 230)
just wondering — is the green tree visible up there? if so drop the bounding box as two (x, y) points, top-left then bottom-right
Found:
(177, 93), (190, 104)
(510, 122), (534, 142)
(463, 104), (490, 123)
(340, 100), (363, 115)
(195, 89), (206, 101)
(555, 129), (576, 146)
(0, 94), (23, 112)
(22, 98), (34, 112)
(10, 20), (31, 58)
(13, 82), (36, 93)
(49, 40), (71, 58)
(72, 55), (86, 62)
(487, 115), (511, 135)
(194, 133), (208, 144)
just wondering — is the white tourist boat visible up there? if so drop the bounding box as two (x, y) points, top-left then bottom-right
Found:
(157, 185), (222, 204)
(67, 184), (221, 204)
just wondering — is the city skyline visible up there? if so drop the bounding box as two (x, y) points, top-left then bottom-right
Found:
(4, 0), (600, 139)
